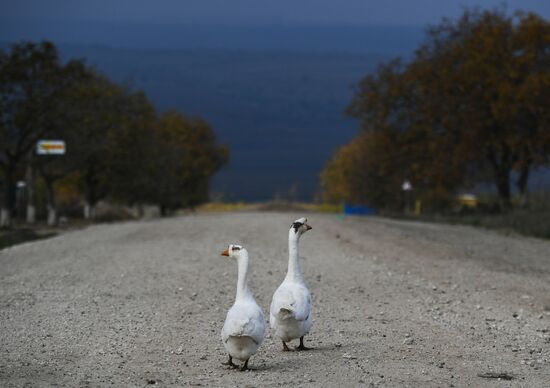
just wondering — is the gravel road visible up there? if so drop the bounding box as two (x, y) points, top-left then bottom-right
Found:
(1, 212), (549, 387)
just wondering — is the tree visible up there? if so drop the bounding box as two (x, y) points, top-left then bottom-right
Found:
(103, 91), (158, 208)
(411, 9), (550, 208)
(150, 111), (228, 214)
(321, 131), (403, 209)
(105, 108), (228, 214)
(328, 8), (550, 211)
(345, 60), (467, 210)
(61, 72), (127, 219)
(0, 41), (86, 226)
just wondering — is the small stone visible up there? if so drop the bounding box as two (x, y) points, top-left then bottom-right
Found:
(342, 353), (357, 359)
(403, 338), (414, 345)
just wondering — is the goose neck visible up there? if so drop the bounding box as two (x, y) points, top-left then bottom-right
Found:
(286, 232), (303, 281)
(235, 252), (252, 301)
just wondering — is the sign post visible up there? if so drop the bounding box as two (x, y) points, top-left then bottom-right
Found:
(33, 140), (66, 225)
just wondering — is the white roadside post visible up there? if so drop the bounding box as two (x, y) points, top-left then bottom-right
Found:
(26, 152), (36, 223)
(402, 179), (413, 214)
(15, 181), (27, 220)
(35, 140), (66, 226)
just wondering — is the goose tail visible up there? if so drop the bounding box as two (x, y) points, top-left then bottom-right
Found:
(277, 307), (294, 320)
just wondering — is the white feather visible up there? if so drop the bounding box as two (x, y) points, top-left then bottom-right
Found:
(220, 247), (266, 361)
(269, 219), (313, 343)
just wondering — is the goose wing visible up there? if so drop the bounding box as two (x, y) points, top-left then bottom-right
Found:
(271, 282), (311, 321)
(222, 302), (265, 344)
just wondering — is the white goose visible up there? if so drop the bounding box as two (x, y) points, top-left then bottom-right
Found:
(220, 244), (266, 370)
(270, 217), (313, 351)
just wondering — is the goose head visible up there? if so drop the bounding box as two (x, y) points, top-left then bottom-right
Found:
(220, 244), (247, 259)
(290, 217), (312, 237)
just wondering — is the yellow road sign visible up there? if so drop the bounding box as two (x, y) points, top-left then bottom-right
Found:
(37, 140), (66, 155)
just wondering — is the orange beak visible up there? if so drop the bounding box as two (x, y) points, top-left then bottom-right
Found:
(305, 224), (312, 230)
(221, 248), (230, 256)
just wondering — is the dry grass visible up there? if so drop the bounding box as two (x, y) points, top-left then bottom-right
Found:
(389, 192), (550, 240)
(197, 201), (342, 214)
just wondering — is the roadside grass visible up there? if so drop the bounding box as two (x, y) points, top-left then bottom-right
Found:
(386, 193), (550, 240)
(196, 201), (342, 214)
(391, 210), (550, 240)
(196, 201), (251, 212)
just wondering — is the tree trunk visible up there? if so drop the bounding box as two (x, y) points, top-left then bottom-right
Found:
(0, 208), (11, 228)
(1, 165), (16, 228)
(84, 203), (90, 219)
(487, 145), (512, 212)
(83, 202), (96, 220)
(517, 162), (530, 208)
(82, 169), (101, 221)
(47, 204), (57, 226)
(495, 171), (511, 211)
(45, 179), (57, 226)
(26, 158), (36, 223)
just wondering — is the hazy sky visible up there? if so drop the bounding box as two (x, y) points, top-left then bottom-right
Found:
(1, 0), (549, 26)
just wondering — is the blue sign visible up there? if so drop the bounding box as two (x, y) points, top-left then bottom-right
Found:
(343, 203), (376, 216)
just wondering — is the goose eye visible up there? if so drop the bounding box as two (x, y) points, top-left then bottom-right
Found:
(292, 222), (303, 232)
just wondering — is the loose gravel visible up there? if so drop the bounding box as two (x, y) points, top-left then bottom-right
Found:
(1, 212), (549, 387)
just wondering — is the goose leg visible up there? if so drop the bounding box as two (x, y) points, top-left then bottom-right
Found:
(240, 359), (249, 371)
(282, 341), (290, 351)
(295, 336), (311, 351)
(222, 355), (238, 368)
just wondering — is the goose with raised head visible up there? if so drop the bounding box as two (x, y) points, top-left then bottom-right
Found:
(270, 217), (313, 351)
(220, 244), (266, 371)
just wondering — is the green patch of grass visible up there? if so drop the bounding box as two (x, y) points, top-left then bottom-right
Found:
(0, 229), (57, 250)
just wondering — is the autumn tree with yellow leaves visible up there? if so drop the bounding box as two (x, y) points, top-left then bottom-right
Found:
(322, 8), (550, 211)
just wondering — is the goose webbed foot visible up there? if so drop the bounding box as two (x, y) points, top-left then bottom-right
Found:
(239, 359), (249, 371)
(222, 355), (238, 368)
(295, 336), (311, 351)
(282, 341), (290, 351)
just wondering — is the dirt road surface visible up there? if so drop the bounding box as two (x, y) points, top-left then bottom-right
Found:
(1, 212), (549, 387)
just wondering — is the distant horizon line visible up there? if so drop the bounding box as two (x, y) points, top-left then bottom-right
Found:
(0, 18), (431, 29)
(0, 40), (405, 57)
